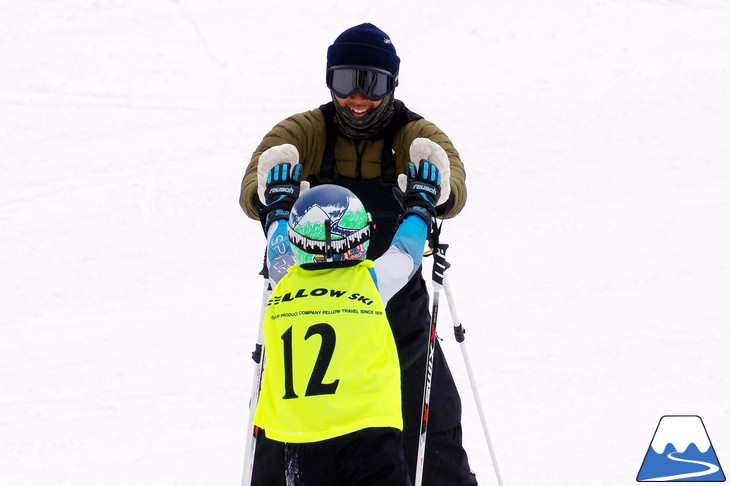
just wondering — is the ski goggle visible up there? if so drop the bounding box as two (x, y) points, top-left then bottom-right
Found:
(327, 65), (397, 101)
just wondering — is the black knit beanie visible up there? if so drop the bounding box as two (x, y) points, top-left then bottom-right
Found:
(326, 23), (400, 76)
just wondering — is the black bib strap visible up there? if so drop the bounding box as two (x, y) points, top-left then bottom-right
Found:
(379, 133), (397, 183)
(319, 102), (339, 180)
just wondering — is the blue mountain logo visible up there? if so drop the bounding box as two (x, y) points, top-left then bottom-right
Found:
(637, 415), (725, 482)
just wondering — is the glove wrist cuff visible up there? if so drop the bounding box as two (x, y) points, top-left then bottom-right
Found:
(263, 208), (291, 231)
(402, 206), (436, 230)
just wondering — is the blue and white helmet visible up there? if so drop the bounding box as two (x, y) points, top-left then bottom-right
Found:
(287, 185), (373, 264)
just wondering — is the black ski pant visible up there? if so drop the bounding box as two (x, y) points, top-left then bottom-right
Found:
(403, 425), (478, 486)
(251, 424), (477, 486)
(252, 427), (411, 486)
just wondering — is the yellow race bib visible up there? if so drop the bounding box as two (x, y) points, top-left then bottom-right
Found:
(254, 261), (402, 443)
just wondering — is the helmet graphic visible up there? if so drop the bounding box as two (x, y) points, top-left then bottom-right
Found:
(287, 184), (373, 264)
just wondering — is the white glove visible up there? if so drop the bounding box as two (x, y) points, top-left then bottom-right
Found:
(257, 144), (309, 204)
(400, 137), (451, 206)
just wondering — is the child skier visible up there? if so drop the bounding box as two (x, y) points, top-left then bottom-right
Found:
(252, 143), (445, 486)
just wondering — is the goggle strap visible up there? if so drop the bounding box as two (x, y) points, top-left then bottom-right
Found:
(289, 223), (373, 256)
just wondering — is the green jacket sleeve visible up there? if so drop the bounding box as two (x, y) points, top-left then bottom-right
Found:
(393, 119), (467, 219)
(239, 109), (327, 220)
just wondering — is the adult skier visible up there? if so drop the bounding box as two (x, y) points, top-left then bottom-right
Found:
(241, 23), (476, 485)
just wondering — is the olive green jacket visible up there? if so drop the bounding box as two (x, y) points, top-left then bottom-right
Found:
(240, 104), (466, 220)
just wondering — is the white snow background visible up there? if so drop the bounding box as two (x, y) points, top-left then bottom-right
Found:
(2, 1), (729, 485)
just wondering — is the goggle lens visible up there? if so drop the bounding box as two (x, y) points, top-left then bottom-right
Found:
(328, 67), (394, 101)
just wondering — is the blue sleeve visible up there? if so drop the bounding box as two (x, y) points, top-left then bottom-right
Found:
(368, 267), (378, 288)
(372, 215), (429, 304)
(390, 214), (429, 269)
(266, 219), (296, 283)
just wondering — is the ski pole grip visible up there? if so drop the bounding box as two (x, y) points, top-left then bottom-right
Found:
(431, 243), (450, 286)
(251, 343), (263, 363)
(454, 324), (466, 343)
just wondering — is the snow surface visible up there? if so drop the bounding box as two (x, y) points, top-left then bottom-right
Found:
(2, 1), (730, 485)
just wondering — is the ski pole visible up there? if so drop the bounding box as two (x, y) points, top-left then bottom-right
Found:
(241, 278), (272, 486)
(443, 275), (504, 486)
(414, 242), (450, 486)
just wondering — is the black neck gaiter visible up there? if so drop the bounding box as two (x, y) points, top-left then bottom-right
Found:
(331, 92), (396, 140)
